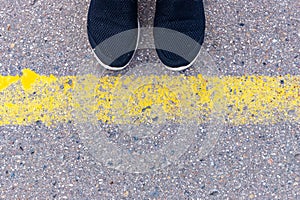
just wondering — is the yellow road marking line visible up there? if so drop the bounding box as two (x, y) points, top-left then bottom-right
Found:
(0, 69), (299, 126)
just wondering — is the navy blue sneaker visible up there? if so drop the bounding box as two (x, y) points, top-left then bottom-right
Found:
(154, 0), (205, 71)
(87, 0), (139, 70)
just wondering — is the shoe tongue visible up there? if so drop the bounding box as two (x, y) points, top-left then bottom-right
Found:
(103, 0), (137, 9)
(157, 0), (196, 17)
(93, 0), (137, 14)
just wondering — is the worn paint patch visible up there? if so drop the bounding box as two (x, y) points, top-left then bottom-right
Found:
(0, 69), (299, 126)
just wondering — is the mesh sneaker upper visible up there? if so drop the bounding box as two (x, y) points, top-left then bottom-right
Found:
(154, 0), (205, 68)
(87, 0), (138, 67)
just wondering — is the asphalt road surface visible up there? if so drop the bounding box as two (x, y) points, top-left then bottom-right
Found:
(0, 0), (299, 199)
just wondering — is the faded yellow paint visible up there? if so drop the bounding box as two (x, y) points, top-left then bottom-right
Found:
(0, 69), (299, 126)
(0, 75), (19, 91)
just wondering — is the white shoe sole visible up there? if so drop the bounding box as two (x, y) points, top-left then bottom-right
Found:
(163, 45), (204, 71)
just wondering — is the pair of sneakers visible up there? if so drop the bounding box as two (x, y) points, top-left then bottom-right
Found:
(87, 0), (205, 71)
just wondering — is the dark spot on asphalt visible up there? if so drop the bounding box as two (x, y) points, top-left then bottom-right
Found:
(36, 120), (42, 126)
(209, 189), (219, 196)
(67, 79), (73, 86)
(107, 161), (113, 166)
(30, 0), (38, 5)
(295, 153), (300, 161)
(184, 190), (190, 196)
(150, 186), (160, 197)
(133, 136), (139, 141)
(152, 116), (158, 121)
(142, 106), (151, 112)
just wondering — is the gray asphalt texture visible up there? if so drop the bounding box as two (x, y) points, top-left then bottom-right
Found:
(1, 0), (300, 199)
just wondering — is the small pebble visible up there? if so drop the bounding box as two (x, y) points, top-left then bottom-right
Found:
(208, 188), (220, 196)
(123, 190), (129, 197)
(294, 153), (300, 161)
